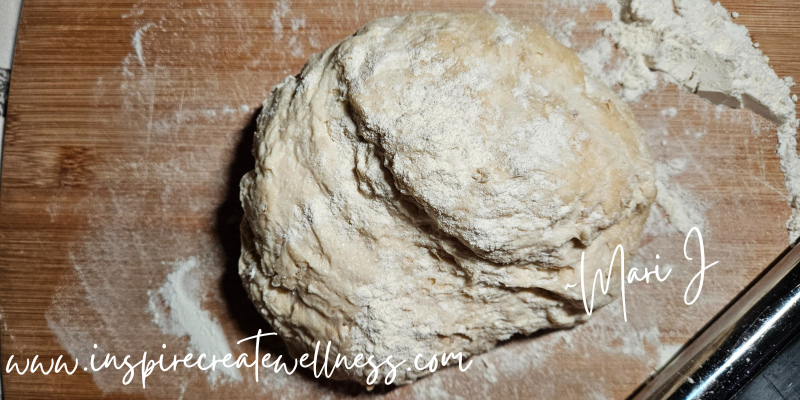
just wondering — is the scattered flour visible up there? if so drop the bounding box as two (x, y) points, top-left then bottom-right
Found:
(466, 302), (663, 399)
(147, 257), (242, 385)
(271, 0), (291, 39)
(577, 38), (616, 87)
(595, 0), (800, 241)
(0, 306), (10, 341)
(271, 0), (313, 59)
(412, 374), (466, 400)
(567, 0), (798, 240)
(601, 0), (795, 125)
(684, 129), (705, 138)
(46, 2), (272, 394)
(657, 343), (683, 369)
(660, 107), (678, 118)
(642, 203), (674, 237)
(653, 158), (709, 235)
(547, 18), (578, 48)
(122, 8), (144, 19)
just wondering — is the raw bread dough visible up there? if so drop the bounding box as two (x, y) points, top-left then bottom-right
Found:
(239, 12), (656, 385)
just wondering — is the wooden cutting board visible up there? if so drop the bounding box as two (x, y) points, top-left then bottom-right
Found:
(2, 1), (800, 399)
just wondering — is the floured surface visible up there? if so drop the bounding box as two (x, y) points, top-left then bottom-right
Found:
(0, 0), (797, 399)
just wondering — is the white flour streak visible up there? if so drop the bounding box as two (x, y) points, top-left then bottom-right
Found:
(132, 22), (157, 67)
(123, 8), (144, 19)
(147, 257), (242, 385)
(271, 0), (291, 39)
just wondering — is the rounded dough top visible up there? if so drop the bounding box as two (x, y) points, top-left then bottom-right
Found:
(338, 13), (654, 264)
(239, 12), (656, 385)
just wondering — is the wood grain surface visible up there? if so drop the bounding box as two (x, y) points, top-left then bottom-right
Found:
(1, 0), (799, 399)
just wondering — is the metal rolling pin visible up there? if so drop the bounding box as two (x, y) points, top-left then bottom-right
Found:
(631, 239), (800, 400)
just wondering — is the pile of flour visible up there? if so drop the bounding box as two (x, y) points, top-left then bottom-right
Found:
(588, 0), (799, 240)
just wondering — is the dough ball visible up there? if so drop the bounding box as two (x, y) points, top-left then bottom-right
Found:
(239, 12), (655, 385)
